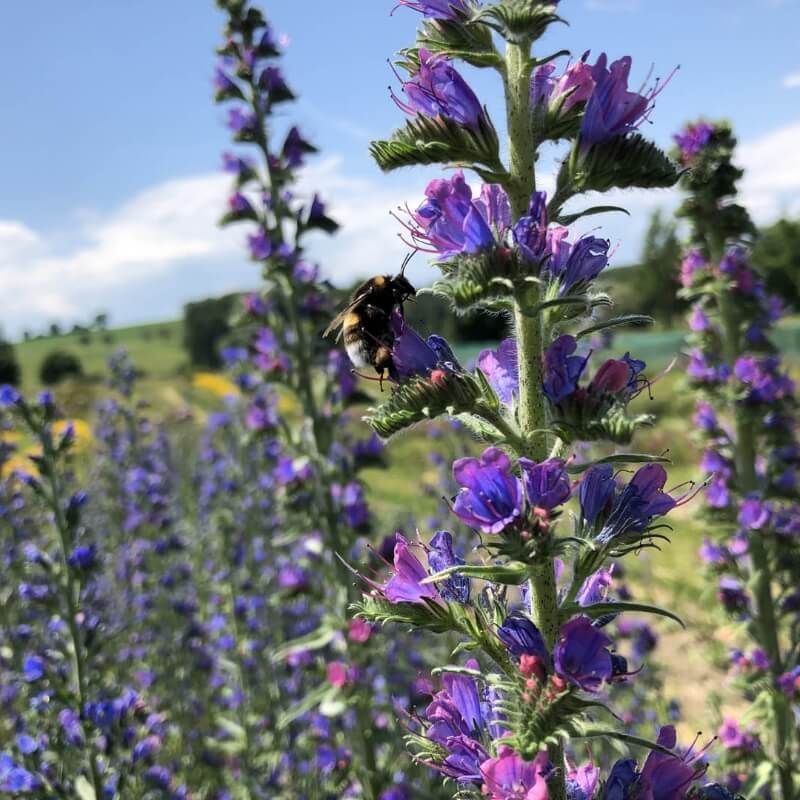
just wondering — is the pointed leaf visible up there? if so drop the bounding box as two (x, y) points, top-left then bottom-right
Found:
(566, 453), (671, 474)
(564, 600), (684, 629)
(576, 728), (678, 757)
(422, 562), (529, 586)
(576, 315), (654, 338)
(554, 205), (630, 226)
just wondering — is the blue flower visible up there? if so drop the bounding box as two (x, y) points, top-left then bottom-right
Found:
(22, 655), (45, 682)
(452, 447), (523, 534)
(428, 531), (470, 604)
(497, 614), (549, 662)
(553, 616), (613, 692)
(519, 457), (571, 511)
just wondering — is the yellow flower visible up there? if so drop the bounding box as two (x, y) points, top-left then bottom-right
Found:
(192, 372), (241, 398)
(1, 451), (40, 480)
(53, 419), (94, 450)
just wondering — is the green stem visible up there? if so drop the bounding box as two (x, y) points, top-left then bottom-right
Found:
(40, 436), (105, 799)
(714, 240), (794, 800)
(252, 86), (382, 796)
(504, 38), (566, 800)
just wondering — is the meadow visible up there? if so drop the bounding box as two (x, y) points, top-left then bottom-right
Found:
(3, 2), (800, 798)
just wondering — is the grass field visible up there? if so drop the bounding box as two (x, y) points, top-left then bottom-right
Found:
(10, 314), (799, 737)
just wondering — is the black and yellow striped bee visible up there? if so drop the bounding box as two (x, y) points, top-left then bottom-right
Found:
(324, 259), (416, 383)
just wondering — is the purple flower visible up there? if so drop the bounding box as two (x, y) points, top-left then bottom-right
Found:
(717, 577), (749, 614)
(227, 107), (256, 136)
(404, 171), (496, 258)
(777, 666), (800, 697)
(734, 356), (794, 405)
(395, 0), (470, 20)
(428, 531), (470, 603)
(497, 614), (549, 662)
(698, 537), (725, 565)
(639, 725), (705, 800)
(474, 184), (512, 234)
(480, 748), (550, 800)
(553, 616), (613, 692)
(22, 655), (45, 682)
(680, 249), (707, 287)
(567, 762), (600, 800)
(576, 567), (613, 606)
(379, 535), (441, 605)
(673, 121), (715, 165)
(282, 126), (315, 168)
(478, 339), (518, 405)
(738, 495), (771, 530)
(424, 659), (488, 782)
(693, 401), (717, 432)
(687, 349), (730, 386)
(389, 315), (442, 380)
(689, 307), (711, 332)
(603, 758), (638, 800)
(247, 229), (272, 260)
(544, 234), (610, 295)
(542, 335), (589, 404)
(393, 49), (485, 129)
(718, 719), (758, 752)
(0, 754), (41, 794)
(452, 447), (523, 534)
(580, 53), (670, 147)
(513, 191), (550, 264)
(578, 464), (617, 525)
(706, 477), (730, 511)
(595, 464), (677, 544)
(532, 59), (595, 115)
(519, 457), (571, 510)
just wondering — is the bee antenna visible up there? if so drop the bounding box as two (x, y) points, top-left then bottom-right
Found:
(399, 250), (415, 277)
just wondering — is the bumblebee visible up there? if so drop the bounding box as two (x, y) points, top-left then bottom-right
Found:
(324, 260), (416, 382)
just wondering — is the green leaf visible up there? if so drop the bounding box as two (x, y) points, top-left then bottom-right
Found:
(576, 727), (678, 757)
(565, 133), (680, 194)
(277, 684), (335, 730)
(272, 626), (336, 662)
(415, 17), (501, 69)
(475, 1), (562, 43)
(370, 112), (502, 174)
(565, 453), (671, 474)
(429, 249), (517, 313)
(576, 315), (654, 338)
(422, 562), (529, 586)
(554, 205), (630, 226)
(365, 371), (485, 438)
(74, 777), (97, 800)
(564, 600), (685, 629)
(216, 716), (247, 742)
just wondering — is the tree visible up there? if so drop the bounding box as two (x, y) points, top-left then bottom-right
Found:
(39, 350), (83, 385)
(636, 209), (685, 327)
(753, 218), (800, 311)
(183, 294), (238, 368)
(0, 340), (21, 386)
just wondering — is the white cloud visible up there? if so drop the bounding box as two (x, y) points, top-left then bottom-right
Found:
(0, 159), (426, 336)
(738, 119), (800, 221)
(3, 119), (800, 336)
(782, 71), (800, 89)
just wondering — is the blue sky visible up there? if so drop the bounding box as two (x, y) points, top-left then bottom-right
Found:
(1, 0), (799, 336)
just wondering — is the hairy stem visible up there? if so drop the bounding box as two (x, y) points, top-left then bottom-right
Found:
(39, 433), (105, 799)
(715, 242), (794, 800)
(504, 38), (566, 800)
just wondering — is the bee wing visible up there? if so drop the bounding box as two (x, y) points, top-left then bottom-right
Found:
(322, 307), (352, 340)
(322, 284), (375, 339)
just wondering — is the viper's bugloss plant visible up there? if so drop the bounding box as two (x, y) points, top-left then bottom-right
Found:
(331, 4), (733, 800)
(213, 2), (448, 797)
(675, 119), (799, 799)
